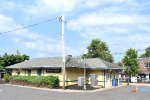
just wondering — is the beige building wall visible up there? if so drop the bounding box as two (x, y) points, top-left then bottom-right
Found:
(11, 68), (120, 88)
(12, 69), (25, 76)
(12, 69), (17, 75)
(65, 68), (84, 86)
(87, 70), (105, 87)
(12, 69), (33, 76)
(42, 69), (63, 86)
(30, 69), (37, 76)
(20, 69), (25, 76)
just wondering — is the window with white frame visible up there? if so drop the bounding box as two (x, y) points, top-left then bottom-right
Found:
(145, 62), (150, 68)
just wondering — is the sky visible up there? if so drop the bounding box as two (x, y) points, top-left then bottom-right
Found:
(0, 0), (150, 62)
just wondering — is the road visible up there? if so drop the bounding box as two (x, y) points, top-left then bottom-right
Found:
(0, 84), (149, 100)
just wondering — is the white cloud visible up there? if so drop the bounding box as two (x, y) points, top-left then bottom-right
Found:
(24, 0), (81, 17)
(0, 1), (16, 12)
(0, 14), (17, 31)
(24, 0), (129, 17)
(14, 37), (62, 53)
(67, 12), (150, 32)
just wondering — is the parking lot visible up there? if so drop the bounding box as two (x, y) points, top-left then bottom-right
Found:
(0, 84), (149, 100)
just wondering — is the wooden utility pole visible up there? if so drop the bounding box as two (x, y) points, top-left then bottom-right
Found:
(61, 15), (66, 90)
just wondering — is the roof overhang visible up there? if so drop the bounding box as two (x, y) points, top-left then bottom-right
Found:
(6, 66), (62, 69)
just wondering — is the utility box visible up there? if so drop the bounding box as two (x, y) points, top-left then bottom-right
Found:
(78, 77), (84, 86)
(90, 74), (98, 86)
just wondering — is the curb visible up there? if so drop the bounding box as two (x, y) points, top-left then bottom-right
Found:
(2, 84), (125, 93)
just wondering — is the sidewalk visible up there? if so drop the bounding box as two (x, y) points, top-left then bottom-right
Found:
(122, 82), (150, 86)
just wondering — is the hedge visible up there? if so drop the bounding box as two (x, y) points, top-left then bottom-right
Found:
(10, 76), (60, 88)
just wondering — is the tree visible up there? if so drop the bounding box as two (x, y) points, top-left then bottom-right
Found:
(0, 51), (29, 69)
(116, 61), (123, 67)
(122, 48), (139, 76)
(140, 46), (150, 57)
(84, 39), (114, 62)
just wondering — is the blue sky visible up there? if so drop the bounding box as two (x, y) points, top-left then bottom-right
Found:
(0, 0), (150, 62)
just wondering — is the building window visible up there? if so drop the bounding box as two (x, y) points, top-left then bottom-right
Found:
(145, 62), (150, 68)
(27, 69), (31, 76)
(37, 69), (42, 76)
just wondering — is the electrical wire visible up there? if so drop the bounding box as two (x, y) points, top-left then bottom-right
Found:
(112, 49), (147, 55)
(0, 16), (61, 34)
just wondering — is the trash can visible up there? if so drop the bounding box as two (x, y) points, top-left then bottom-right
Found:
(115, 79), (118, 86)
(112, 79), (116, 86)
(112, 79), (118, 86)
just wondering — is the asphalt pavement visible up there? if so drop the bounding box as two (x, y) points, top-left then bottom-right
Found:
(0, 84), (149, 100)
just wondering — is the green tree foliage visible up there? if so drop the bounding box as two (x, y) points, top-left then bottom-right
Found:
(85, 39), (114, 62)
(122, 48), (139, 76)
(0, 51), (29, 69)
(116, 62), (123, 67)
(140, 46), (150, 57)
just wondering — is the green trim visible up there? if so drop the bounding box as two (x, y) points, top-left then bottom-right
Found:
(65, 80), (78, 82)
(98, 81), (107, 82)
(60, 80), (78, 82)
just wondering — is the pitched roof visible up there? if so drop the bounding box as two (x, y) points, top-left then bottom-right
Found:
(6, 57), (122, 70)
(6, 57), (83, 69)
(86, 58), (122, 69)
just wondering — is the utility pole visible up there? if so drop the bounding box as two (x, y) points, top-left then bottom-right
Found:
(83, 53), (86, 90)
(61, 15), (66, 90)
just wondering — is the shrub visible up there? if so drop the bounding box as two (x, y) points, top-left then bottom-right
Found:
(10, 75), (59, 88)
(4, 73), (11, 82)
(48, 76), (59, 88)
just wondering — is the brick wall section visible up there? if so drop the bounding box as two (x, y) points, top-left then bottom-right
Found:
(138, 58), (150, 74)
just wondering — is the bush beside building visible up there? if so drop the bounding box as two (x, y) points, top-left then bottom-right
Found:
(6, 75), (60, 88)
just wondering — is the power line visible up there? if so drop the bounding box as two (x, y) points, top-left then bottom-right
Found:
(0, 16), (61, 34)
(112, 49), (146, 55)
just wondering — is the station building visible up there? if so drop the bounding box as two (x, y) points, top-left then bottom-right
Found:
(6, 56), (122, 88)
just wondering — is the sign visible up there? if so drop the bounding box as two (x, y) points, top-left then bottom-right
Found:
(46, 68), (61, 73)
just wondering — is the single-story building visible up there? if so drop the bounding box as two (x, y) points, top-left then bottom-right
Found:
(6, 56), (122, 88)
